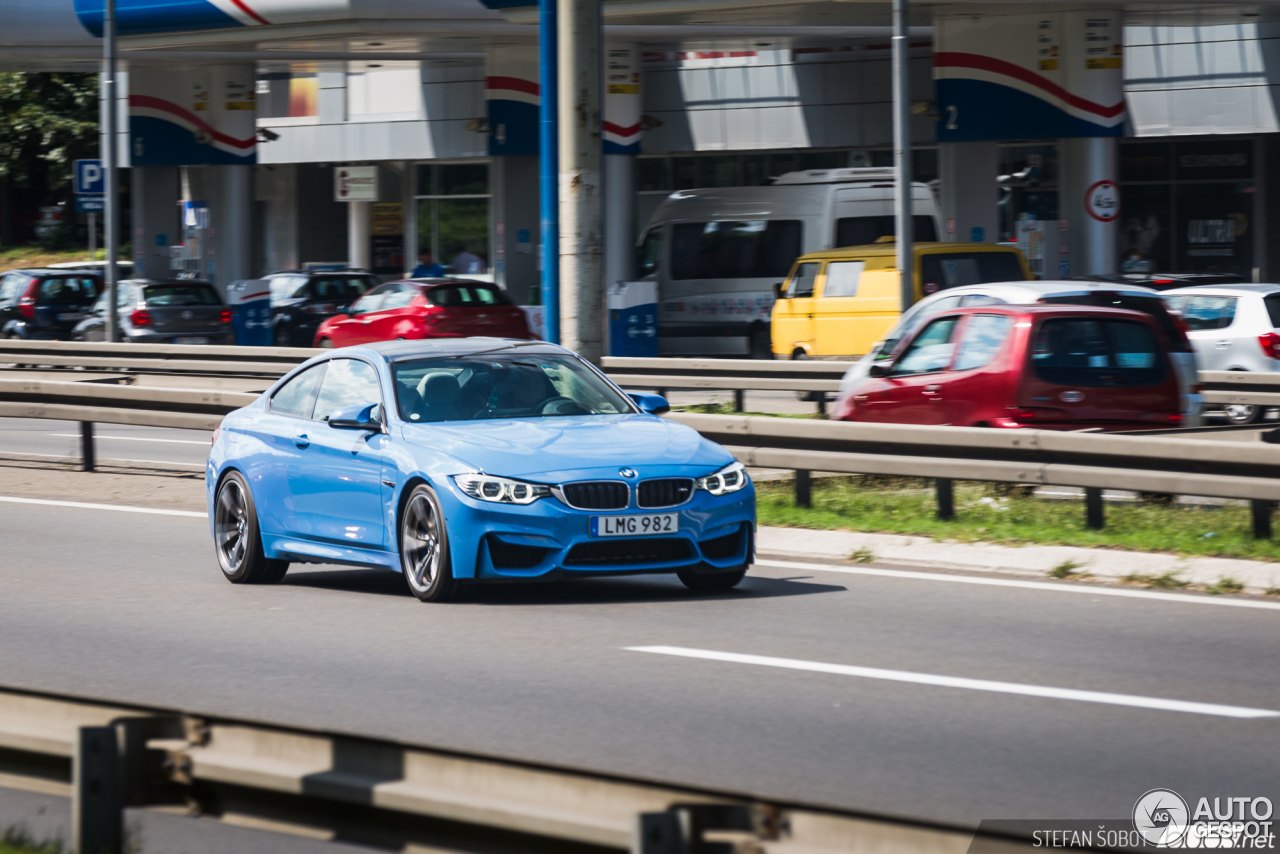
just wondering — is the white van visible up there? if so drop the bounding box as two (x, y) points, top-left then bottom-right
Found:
(634, 168), (941, 358)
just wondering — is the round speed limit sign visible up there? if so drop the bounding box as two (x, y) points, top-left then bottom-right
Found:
(1085, 179), (1120, 223)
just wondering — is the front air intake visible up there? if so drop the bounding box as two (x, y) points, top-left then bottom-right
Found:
(559, 481), (629, 510)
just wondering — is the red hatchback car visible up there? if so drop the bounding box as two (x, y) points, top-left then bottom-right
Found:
(832, 305), (1184, 430)
(313, 279), (535, 348)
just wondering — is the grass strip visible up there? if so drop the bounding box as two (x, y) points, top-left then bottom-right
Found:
(756, 475), (1280, 564)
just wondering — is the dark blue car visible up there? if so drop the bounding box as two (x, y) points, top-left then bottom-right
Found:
(207, 339), (755, 601)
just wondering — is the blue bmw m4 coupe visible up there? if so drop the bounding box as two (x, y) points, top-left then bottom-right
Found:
(207, 339), (755, 601)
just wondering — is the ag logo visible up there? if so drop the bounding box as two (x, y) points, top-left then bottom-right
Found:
(1133, 788), (1190, 846)
(1086, 179), (1120, 223)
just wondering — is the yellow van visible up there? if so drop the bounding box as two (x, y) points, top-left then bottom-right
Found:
(770, 241), (1031, 359)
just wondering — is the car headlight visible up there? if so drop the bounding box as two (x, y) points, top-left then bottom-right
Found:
(453, 473), (551, 505)
(695, 461), (750, 496)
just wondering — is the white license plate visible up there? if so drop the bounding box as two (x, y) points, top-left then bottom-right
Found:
(173, 336), (210, 345)
(57, 313), (84, 321)
(590, 513), (678, 537)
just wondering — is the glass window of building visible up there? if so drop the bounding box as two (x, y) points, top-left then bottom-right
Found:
(347, 62), (422, 120)
(415, 163), (490, 276)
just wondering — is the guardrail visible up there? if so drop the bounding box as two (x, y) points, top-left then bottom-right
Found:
(6, 342), (1280, 413)
(0, 683), (1006, 854)
(3, 373), (1280, 538)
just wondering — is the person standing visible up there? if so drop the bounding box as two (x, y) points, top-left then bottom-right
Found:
(411, 250), (446, 278)
(451, 247), (484, 274)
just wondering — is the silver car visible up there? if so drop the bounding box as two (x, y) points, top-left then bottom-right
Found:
(837, 280), (1204, 427)
(1162, 283), (1280, 424)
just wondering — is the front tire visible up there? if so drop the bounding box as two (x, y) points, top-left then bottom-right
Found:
(274, 325), (292, 347)
(214, 472), (289, 584)
(678, 564), (747, 593)
(400, 484), (460, 602)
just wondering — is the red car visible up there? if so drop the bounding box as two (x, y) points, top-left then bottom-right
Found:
(313, 279), (535, 348)
(833, 305), (1184, 430)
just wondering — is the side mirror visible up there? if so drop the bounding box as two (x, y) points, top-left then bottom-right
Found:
(628, 392), (671, 415)
(868, 364), (890, 379)
(771, 282), (784, 300)
(328, 402), (383, 431)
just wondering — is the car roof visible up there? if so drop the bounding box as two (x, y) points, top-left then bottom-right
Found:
(397, 277), (498, 287)
(1161, 283), (1280, 297)
(6, 268), (102, 275)
(331, 338), (562, 363)
(939, 304), (1152, 319)
(798, 242), (1022, 262)
(910, 280), (1161, 307)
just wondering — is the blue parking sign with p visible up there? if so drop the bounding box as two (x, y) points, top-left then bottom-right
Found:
(74, 160), (104, 195)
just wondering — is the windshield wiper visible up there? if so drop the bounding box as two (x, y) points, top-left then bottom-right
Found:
(451, 341), (547, 359)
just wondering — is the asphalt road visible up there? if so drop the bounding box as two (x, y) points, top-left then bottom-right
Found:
(0, 417), (212, 468)
(0, 498), (1276, 835)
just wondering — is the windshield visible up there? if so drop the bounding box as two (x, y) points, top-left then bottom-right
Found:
(393, 354), (634, 423)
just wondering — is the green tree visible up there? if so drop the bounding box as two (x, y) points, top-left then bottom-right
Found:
(0, 72), (100, 245)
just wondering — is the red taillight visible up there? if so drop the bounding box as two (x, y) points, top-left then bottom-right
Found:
(17, 281), (38, 319)
(1260, 332), (1280, 360)
(1169, 313), (1193, 351)
(219, 308), (232, 323)
(130, 309), (152, 327)
(421, 306), (444, 325)
(1152, 278), (1174, 286)
(995, 406), (1069, 427)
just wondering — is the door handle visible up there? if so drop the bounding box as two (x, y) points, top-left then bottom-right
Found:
(1215, 340), (1232, 348)
(293, 434), (310, 448)
(924, 385), (941, 393)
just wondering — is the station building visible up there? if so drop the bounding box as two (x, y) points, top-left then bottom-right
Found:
(6, 1), (1280, 315)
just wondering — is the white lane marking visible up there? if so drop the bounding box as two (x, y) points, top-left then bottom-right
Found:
(0, 496), (206, 518)
(627, 646), (1280, 719)
(49, 433), (208, 445)
(0, 451), (203, 468)
(754, 558), (1280, 612)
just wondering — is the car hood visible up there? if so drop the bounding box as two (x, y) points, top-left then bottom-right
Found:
(399, 414), (733, 480)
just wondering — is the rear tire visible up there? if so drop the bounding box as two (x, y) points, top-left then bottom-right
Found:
(678, 564), (747, 593)
(792, 351), (823, 403)
(214, 471), (289, 584)
(400, 484), (461, 602)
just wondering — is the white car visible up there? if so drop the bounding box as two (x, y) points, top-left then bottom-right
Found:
(1162, 283), (1280, 424)
(837, 280), (1204, 427)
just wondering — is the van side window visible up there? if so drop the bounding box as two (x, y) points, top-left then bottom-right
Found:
(836, 216), (937, 247)
(919, 252), (1025, 289)
(953, 314), (1013, 371)
(822, 261), (864, 298)
(785, 263), (820, 298)
(637, 229), (663, 277)
(670, 220), (802, 280)
(891, 316), (960, 375)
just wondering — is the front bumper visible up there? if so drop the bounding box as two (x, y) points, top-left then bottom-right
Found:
(438, 482), (757, 581)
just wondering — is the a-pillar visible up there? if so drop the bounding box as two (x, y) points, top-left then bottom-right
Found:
(938, 141), (997, 244)
(348, 200), (371, 271)
(1060, 136), (1119, 276)
(130, 166), (179, 279)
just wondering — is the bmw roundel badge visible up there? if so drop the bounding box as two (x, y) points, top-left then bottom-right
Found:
(619, 468), (637, 478)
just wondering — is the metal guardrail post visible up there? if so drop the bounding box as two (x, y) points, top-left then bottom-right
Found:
(81, 421), (95, 472)
(935, 478), (954, 520)
(816, 395), (827, 417)
(733, 390), (745, 413)
(1084, 488), (1105, 530)
(74, 725), (122, 854)
(795, 470), (812, 508)
(1251, 500), (1273, 540)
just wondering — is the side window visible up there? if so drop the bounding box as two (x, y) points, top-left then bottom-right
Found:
(270, 364), (326, 419)
(351, 285), (390, 314)
(1182, 296), (1237, 330)
(953, 314), (1014, 372)
(380, 284), (415, 310)
(891, 316), (960, 375)
(960, 294), (1006, 307)
(637, 228), (663, 277)
(269, 276), (307, 301)
(312, 359), (383, 422)
(785, 262), (820, 298)
(822, 261), (864, 298)
(39, 277), (97, 305)
(118, 286), (133, 308)
(877, 295), (963, 361)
